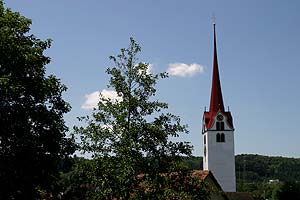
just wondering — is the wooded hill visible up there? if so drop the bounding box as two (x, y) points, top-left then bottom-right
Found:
(184, 154), (300, 183)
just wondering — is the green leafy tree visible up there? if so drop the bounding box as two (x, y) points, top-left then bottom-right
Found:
(74, 38), (209, 199)
(58, 157), (95, 200)
(0, 2), (75, 199)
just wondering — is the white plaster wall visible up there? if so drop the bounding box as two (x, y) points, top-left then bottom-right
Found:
(202, 112), (236, 192)
(206, 130), (236, 192)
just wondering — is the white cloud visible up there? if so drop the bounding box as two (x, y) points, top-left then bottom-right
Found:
(81, 91), (100, 110)
(81, 89), (122, 110)
(167, 63), (204, 77)
(101, 89), (121, 102)
(147, 64), (153, 74)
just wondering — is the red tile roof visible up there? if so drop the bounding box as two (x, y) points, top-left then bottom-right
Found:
(204, 111), (234, 129)
(192, 170), (223, 190)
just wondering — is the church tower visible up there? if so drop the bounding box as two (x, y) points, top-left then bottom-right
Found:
(202, 24), (236, 192)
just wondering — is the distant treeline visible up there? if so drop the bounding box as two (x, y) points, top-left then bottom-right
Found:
(59, 154), (300, 199)
(183, 154), (300, 183)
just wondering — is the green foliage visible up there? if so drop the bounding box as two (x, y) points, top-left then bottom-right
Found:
(0, 2), (75, 199)
(183, 156), (203, 170)
(236, 154), (300, 199)
(235, 154), (300, 185)
(272, 181), (300, 200)
(59, 157), (211, 200)
(184, 154), (300, 184)
(184, 154), (300, 199)
(74, 38), (209, 199)
(58, 157), (95, 200)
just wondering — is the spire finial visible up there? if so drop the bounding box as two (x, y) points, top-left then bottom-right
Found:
(211, 14), (216, 25)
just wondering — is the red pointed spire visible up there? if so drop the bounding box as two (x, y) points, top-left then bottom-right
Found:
(203, 24), (234, 130)
(209, 24), (225, 113)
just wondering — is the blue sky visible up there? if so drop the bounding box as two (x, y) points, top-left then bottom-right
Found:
(5, 0), (300, 158)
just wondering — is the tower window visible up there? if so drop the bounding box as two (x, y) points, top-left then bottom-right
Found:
(204, 135), (206, 144)
(216, 133), (221, 142)
(216, 122), (224, 130)
(216, 133), (225, 143)
(221, 133), (225, 142)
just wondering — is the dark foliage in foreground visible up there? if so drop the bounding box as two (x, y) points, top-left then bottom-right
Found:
(0, 2), (75, 199)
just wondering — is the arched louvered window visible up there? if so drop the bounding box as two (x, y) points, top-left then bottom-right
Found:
(216, 133), (225, 143)
(221, 133), (225, 142)
(216, 122), (225, 130)
(216, 133), (221, 142)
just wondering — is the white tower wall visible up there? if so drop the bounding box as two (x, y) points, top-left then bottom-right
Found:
(203, 114), (236, 192)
